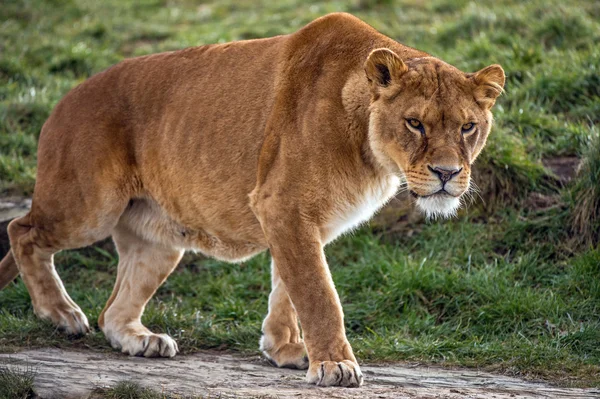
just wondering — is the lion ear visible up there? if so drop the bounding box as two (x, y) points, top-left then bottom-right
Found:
(472, 64), (505, 108)
(364, 48), (408, 91)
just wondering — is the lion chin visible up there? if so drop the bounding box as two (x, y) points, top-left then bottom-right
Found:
(415, 194), (461, 220)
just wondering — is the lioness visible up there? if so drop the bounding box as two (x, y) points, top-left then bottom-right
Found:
(0, 13), (504, 387)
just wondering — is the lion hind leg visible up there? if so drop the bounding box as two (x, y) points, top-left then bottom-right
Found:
(260, 259), (308, 369)
(7, 212), (114, 335)
(6, 173), (132, 334)
(99, 224), (183, 358)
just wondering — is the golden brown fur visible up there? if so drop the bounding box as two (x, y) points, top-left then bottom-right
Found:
(0, 13), (504, 387)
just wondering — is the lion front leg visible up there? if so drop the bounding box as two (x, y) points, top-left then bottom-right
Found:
(258, 213), (363, 387)
(260, 259), (308, 369)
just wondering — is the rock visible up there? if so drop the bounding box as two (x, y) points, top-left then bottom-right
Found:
(0, 348), (597, 399)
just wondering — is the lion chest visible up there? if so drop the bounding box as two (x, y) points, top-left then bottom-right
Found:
(322, 175), (401, 243)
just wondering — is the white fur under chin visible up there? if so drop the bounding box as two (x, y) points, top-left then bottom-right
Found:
(416, 195), (461, 220)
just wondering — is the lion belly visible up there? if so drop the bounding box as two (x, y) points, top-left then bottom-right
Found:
(118, 197), (267, 263)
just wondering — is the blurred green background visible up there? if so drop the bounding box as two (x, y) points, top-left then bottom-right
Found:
(0, 0), (599, 388)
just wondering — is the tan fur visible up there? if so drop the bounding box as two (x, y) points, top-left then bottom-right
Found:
(0, 13), (504, 387)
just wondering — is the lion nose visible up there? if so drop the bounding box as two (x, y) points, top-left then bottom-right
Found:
(428, 165), (462, 183)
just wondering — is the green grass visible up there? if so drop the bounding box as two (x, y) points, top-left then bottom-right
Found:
(0, 0), (599, 390)
(98, 381), (171, 399)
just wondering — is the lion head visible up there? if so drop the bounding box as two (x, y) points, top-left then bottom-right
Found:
(364, 48), (505, 219)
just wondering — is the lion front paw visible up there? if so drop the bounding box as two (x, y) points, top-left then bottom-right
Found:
(306, 360), (363, 387)
(120, 332), (178, 358)
(104, 322), (178, 358)
(261, 339), (309, 369)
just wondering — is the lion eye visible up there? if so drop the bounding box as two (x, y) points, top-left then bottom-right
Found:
(461, 122), (476, 134)
(405, 118), (425, 134)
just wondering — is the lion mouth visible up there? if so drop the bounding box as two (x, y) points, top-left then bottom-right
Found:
(409, 189), (454, 199)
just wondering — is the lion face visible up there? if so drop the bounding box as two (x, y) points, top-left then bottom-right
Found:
(364, 49), (505, 218)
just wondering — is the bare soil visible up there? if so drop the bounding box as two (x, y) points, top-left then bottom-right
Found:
(543, 156), (581, 183)
(1, 348), (598, 399)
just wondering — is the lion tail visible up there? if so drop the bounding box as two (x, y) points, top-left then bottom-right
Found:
(0, 250), (19, 290)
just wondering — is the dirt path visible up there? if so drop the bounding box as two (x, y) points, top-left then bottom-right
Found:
(1, 349), (598, 398)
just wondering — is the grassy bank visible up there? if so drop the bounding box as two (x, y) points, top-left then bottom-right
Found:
(1, 0), (599, 389)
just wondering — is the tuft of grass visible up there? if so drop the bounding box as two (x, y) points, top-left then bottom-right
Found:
(96, 380), (243, 399)
(568, 130), (600, 246)
(0, 365), (35, 399)
(101, 381), (164, 399)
